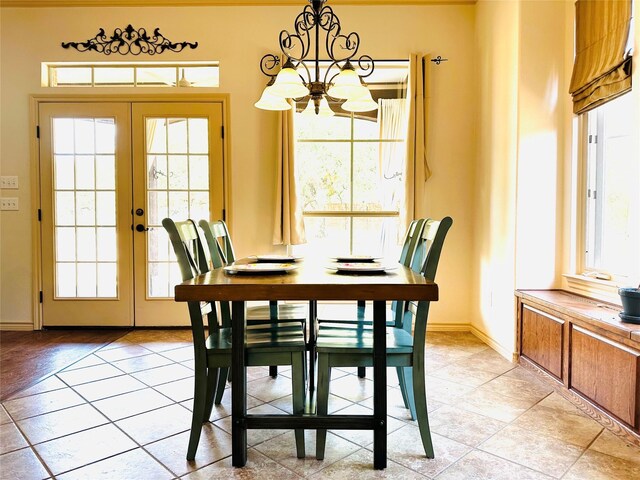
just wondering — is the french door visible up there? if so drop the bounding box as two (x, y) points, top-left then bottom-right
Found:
(39, 101), (225, 327)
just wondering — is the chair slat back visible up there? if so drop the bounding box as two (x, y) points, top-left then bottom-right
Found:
(407, 217), (453, 344)
(162, 218), (215, 347)
(198, 219), (236, 267)
(399, 219), (426, 267)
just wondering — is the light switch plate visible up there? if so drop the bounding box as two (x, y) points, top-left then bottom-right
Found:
(0, 176), (18, 189)
(0, 198), (19, 210)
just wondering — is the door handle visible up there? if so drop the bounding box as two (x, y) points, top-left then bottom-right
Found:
(135, 224), (149, 232)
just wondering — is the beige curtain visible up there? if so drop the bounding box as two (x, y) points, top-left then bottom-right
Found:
(403, 53), (432, 235)
(273, 100), (306, 245)
(569, 0), (633, 115)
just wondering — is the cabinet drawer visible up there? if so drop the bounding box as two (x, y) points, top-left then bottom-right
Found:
(570, 326), (640, 428)
(521, 305), (564, 379)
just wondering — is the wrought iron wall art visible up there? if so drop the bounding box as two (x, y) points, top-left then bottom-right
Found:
(62, 25), (198, 56)
(430, 56), (448, 65)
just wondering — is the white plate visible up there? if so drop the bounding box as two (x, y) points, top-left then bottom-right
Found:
(253, 254), (303, 263)
(326, 262), (397, 273)
(224, 263), (298, 274)
(331, 255), (381, 263)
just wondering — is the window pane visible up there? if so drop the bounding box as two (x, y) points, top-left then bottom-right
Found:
(297, 115), (351, 140)
(94, 67), (134, 86)
(353, 142), (382, 211)
(95, 119), (116, 154)
(95, 155), (115, 190)
(147, 119), (167, 153)
(297, 216), (350, 257)
(56, 263), (76, 297)
(75, 155), (95, 190)
(52, 67), (91, 86)
(53, 119), (75, 154)
(97, 263), (117, 297)
(147, 191), (168, 225)
(188, 119), (209, 153)
(77, 263), (97, 297)
(168, 155), (188, 189)
(148, 155), (168, 190)
(76, 227), (96, 261)
(74, 119), (95, 154)
(189, 155), (209, 190)
(353, 216), (401, 261)
(167, 119), (188, 153)
(56, 227), (76, 262)
(296, 142), (350, 211)
(55, 155), (75, 190)
(96, 227), (117, 262)
(137, 67), (176, 86)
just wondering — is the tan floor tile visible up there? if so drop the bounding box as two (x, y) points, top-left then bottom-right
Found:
(429, 404), (507, 447)
(16, 403), (108, 445)
(55, 448), (174, 480)
(309, 447), (426, 479)
(158, 345), (194, 363)
(130, 363), (193, 387)
(255, 430), (361, 476)
(3, 388), (85, 421)
(562, 449), (640, 479)
(214, 403), (293, 446)
(429, 362), (501, 388)
(0, 405), (11, 425)
(0, 421), (28, 454)
(589, 429), (640, 465)
(458, 386), (538, 422)
(511, 403), (603, 448)
(473, 375), (553, 404)
(115, 403), (191, 445)
(247, 374), (295, 403)
(71, 374), (147, 402)
(478, 424), (585, 477)
(34, 424), (137, 475)
(181, 448), (302, 480)
(61, 354), (106, 371)
(56, 363), (124, 386)
(434, 450), (553, 479)
(327, 374), (373, 403)
(92, 387), (173, 421)
(0, 447), (50, 480)
(327, 403), (406, 448)
(386, 426), (472, 477)
(359, 386), (445, 420)
(423, 375), (477, 406)
(111, 352), (175, 373)
(6, 376), (67, 400)
(95, 344), (154, 362)
(155, 376), (194, 403)
(145, 423), (232, 477)
(456, 349), (515, 375)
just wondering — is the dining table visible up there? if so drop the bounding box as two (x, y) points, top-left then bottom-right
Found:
(174, 257), (439, 469)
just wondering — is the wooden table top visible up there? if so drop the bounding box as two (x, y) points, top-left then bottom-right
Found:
(174, 260), (438, 302)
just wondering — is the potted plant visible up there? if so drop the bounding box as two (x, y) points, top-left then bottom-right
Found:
(619, 283), (640, 324)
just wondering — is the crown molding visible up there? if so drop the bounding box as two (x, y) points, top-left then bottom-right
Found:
(1, 0), (476, 7)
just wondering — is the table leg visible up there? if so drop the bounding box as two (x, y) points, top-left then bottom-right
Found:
(372, 300), (387, 469)
(231, 301), (247, 467)
(308, 300), (317, 392)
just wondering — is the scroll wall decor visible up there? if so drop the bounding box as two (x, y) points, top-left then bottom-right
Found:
(61, 25), (198, 56)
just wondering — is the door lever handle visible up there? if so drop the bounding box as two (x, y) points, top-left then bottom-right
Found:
(135, 224), (149, 232)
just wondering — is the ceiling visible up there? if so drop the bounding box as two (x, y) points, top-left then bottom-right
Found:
(1, 0), (476, 7)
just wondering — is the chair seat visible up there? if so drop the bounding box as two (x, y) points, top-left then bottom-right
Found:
(316, 323), (414, 354)
(316, 303), (395, 326)
(206, 326), (306, 354)
(247, 303), (308, 322)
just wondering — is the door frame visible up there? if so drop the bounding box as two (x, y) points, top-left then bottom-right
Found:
(30, 94), (232, 330)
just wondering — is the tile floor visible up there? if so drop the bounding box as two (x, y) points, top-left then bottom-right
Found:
(1, 330), (639, 479)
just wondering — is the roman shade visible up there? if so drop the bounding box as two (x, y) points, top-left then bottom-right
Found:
(569, 0), (633, 114)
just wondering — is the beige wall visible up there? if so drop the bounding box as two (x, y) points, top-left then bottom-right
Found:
(0, 4), (476, 329)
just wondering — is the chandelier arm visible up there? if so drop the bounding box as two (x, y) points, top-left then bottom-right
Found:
(356, 54), (375, 79)
(259, 54), (281, 79)
(322, 60), (343, 87)
(328, 31), (360, 63)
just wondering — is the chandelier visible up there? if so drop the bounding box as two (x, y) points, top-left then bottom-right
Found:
(255, 0), (378, 116)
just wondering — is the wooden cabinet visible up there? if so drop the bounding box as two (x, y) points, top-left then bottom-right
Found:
(520, 305), (564, 380)
(516, 290), (640, 439)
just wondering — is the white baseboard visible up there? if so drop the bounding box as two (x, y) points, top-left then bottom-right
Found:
(427, 323), (472, 332)
(468, 325), (514, 361)
(0, 323), (34, 331)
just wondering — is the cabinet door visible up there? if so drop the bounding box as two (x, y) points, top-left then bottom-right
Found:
(521, 305), (564, 380)
(570, 326), (640, 428)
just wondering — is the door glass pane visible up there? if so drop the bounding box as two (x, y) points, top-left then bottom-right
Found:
(52, 117), (118, 298)
(146, 116), (210, 297)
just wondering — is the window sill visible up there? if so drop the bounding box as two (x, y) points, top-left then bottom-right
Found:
(563, 274), (622, 306)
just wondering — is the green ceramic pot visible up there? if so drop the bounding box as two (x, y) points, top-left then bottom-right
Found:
(618, 287), (640, 317)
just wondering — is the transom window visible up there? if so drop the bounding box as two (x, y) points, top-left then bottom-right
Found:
(42, 62), (219, 88)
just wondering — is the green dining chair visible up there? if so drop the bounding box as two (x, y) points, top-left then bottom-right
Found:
(162, 218), (307, 461)
(315, 218), (427, 378)
(198, 219), (309, 381)
(314, 216), (453, 460)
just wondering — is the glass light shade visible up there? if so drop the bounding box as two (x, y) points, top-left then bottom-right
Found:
(341, 87), (378, 112)
(302, 97), (335, 117)
(270, 67), (310, 98)
(327, 67), (362, 99)
(255, 86), (292, 111)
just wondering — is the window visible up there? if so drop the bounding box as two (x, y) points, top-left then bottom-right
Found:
(293, 62), (409, 260)
(582, 93), (639, 284)
(42, 62), (219, 88)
